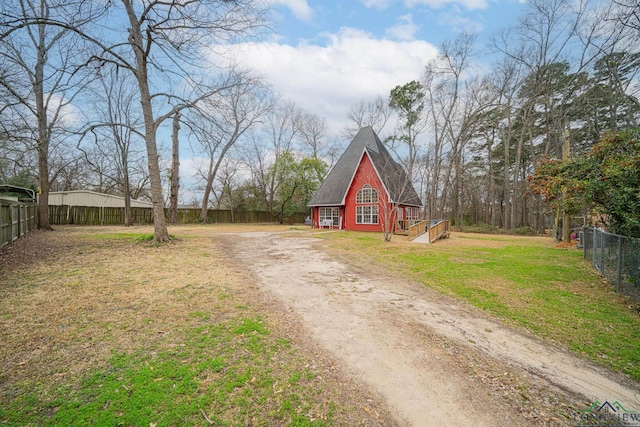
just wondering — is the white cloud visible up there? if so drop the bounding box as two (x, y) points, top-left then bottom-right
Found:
(405, 0), (488, 10)
(437, 6), (485, 33)
(48, 93), (83, 128)
(223, 28), (438, 133)
(359, 0), (394, 9)
(267, 0), (313, 21)
(385, 14), (420, 41)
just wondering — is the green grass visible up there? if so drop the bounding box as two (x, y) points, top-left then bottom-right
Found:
(1, 225), (394, 426)
(324, 232), (640, 382)
(0, 317), (331, 427)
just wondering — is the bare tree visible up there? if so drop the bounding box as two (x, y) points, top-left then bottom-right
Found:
(2, 0), (268, 239)
(108, 1), (268, 241)
(189, 72), (273, 222)
(211, 157), (246, 216)
(0, 123), (37, 187)
(168, 112), (181, 224)
(344, 96), (392, 139)
(79, 68), (145, 226)
(612, 0), (640, 33)
(422, 31), (477, 224)
(0, 0), (95, 229)
(296, 111), (342, 171)
(48, 143), (88, 191)
(9, 1), (269, 240)
(298, 112), (327, 159)
(245, 100), (303, 215)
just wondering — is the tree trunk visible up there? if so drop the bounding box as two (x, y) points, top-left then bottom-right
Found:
(35, 20), (51, 230)
(200, 157), (215, 223)
(561, 131), (571, 242)
(123, 156), (132, 227)
(502, 132), (511, 230)
(125, 1), (169, 242)
(168, 112), (181, 224)
(487, 132), (496, 226)
(453, 147), (463, 231)
(37, 150), (51, 230)
(510, 136), (523, 231)
(144, 126), (169, 241)
(510, 106), (530, 231)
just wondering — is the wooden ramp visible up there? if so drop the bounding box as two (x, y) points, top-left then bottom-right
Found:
(409, 220), (450, 243)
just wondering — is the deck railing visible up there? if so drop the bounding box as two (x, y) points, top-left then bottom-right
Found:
(407, 220), (427, 240)
(428, 220), (451, 243)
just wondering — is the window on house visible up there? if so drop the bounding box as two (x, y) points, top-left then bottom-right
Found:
(319, 207), (339, 226)
(356, 205), (378, 224)
(406, 207), (419, 221)
(356, 184), (378, 204)
(355, 185), (379, 224)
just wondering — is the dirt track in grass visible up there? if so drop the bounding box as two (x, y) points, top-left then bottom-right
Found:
(3, 225), (640, 426)
(224, 229), (640, 426)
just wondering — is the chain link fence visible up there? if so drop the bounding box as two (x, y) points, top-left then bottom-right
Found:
(581, 227), (640, 299)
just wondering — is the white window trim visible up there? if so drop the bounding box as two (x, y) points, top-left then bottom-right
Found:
(356, 205), (379, 224)
(319, 207), (339, 226)
(356, 184), (378, 204)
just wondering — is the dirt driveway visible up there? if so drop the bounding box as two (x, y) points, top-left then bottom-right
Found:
(226, 230), (640, 426)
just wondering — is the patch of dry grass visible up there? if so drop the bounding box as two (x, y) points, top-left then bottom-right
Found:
(0, 225), (394, 426)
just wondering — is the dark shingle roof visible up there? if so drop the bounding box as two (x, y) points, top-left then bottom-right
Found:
(308, 126), (422, 207)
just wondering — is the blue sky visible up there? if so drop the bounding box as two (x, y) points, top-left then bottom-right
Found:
(225, 0), (527, 133)
(270, 0), (524, 47)
(180, 0), (529, 203)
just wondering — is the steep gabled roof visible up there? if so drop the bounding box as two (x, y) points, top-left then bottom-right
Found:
(308, 126), (422, 207)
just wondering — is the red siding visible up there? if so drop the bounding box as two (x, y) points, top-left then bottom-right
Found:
(311, 152), (416, 233)
(344, 153), (391, 232)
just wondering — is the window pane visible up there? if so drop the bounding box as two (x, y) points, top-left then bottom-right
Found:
(357, 185), (379, 204)
(356, 205), (380, 224)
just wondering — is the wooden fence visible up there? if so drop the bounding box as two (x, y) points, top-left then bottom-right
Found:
(48, 205), (306, 226)
(0, 198), (37, 249)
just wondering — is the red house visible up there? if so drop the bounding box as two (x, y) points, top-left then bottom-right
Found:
(307, 126), (422, 233)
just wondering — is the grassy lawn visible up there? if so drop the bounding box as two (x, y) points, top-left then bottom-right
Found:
(2, 225), (638, 426)
(320, 231), (640, 383)
(0, 225), (393, 427)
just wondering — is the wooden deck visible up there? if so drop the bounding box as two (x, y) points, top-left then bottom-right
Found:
(395, 220), (423, 237)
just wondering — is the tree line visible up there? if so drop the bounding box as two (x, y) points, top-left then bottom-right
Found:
(1, 0), (639, 241)
(378, 0), (640, 237)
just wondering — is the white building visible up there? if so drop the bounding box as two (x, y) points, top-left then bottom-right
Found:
(48, 190), (152, 208)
